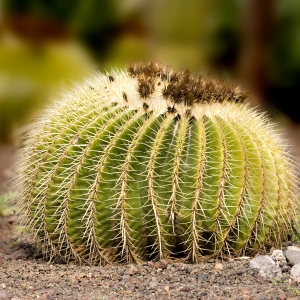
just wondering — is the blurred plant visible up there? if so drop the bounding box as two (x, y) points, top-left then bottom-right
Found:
(2, 0), (300, 124)
(143, 0), (209, 72)
(0, 0), (151, 143)
(1, 0), (142, 63)
(268, 0), (300, 122)
(0, 41), (95, 143)
(0, 191), (15, 216)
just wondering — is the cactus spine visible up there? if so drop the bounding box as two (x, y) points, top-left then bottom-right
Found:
(16, 62), (298, 265)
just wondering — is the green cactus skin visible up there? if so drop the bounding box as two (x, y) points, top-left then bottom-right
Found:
(15, 63), (298, 265)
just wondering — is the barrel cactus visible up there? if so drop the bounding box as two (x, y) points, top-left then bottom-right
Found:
(15, 62), (298, 265)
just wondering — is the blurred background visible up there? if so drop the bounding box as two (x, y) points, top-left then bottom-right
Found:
(0, 0), (300, 195)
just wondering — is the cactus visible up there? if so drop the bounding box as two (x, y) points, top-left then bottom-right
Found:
(15, 62), (298, 265)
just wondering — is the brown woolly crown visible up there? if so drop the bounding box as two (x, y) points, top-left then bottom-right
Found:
(126, 62), (249, 106)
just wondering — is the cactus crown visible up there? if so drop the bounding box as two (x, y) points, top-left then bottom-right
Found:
(106, 62), (249, 118)
(15, 62), (298, 266)
(127, 62), (248, 105)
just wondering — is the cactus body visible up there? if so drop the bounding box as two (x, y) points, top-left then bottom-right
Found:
(16, 63), (298, 265)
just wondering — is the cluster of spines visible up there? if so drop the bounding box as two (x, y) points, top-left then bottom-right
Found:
(126, 62), (249, 106)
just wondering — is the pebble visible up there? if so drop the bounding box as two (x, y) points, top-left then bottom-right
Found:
(0, 290), (12, 299)
(149, 276), (158, 288)
(8, 250), (28, 260)
(121, 274), (130, 282)
(284, 250), (300, 265)
(190, 268), (199, 275)
(290, 263), (300, 278)
(179, 285), (190, 292)
(249, 255), (282, 279)
(214, 262), (223, 270)
(236, 269), (243, 275)
(250, 255), (275, 269)
(287, 246), (300, 251)
(198, 274), (208, 282)
(154, 259), (168, 269)
(234, 256), (251, 260)
(271, 250), (286, 265)
(125, 264), (139, 275)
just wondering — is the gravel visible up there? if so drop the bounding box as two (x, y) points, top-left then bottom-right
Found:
(1, 215), (300, 300)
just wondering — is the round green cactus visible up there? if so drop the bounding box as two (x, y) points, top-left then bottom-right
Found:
(15, 62), (298, 265)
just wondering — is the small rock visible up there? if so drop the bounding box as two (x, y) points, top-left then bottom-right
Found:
(7, 216), (17, 224)
(149, 277), (158, 288)
(0, 290), (12, 299)
(287, 246), (300, 251)
(121, 274), (130, 282)
(198, 274), (208, 282)
(259, 265), (282, 279)
(271, 250), (286, 265)
(147, 261), (154, 267)
(179, 285), (190, 292)
(9, 250), (27, 260)
(105, 264), (113, 270)
(290, 263), (300, 278)
(198, 291), (208, 298)
(250, 255), (282, 279)
(234, 256), (250, 260)
(125, 264), (139, 275)
(250, 255), (275, 269)
(241, 288), (250, 294)
(190, 268), (199, 275)
(154, 259), (168, 269)
(122, 290), (132, 295)
(284, 250), (300, 265)
(257, 276), (264, 284)
(236, 269), (243, 275)
(281, 265), (290, 273)
(214, 262), (223, 270)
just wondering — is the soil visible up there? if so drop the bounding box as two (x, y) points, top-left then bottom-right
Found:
(1, 121), (300, 300)
(1, 214), (300, 300)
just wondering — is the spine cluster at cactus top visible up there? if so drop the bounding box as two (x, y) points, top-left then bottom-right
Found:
(15, 62), (298, 265)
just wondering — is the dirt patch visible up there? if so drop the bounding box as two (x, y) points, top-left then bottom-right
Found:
(1, 214), (300, 300)
(0, 144), (16, 194)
